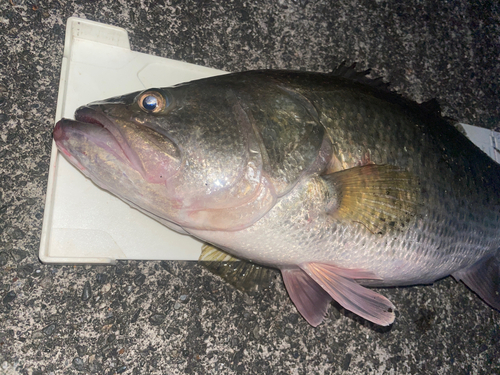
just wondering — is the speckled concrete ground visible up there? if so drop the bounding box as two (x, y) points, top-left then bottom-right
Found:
(0, 0), (499, 374)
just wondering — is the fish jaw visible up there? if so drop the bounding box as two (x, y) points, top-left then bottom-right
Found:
(53, 102), (277, 231)
(53, 106), (184, 222)
(54, 107), (144, 177)
(54, 106), (182, 183)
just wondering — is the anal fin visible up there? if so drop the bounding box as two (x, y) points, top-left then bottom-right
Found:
(281, 268), (332, 327)
(301, 262), (395, 326)
(452, 254), (500, 310)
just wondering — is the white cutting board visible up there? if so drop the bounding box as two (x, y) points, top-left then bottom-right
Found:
(40, 17), (227, 264)
(40, 17), (500, 264)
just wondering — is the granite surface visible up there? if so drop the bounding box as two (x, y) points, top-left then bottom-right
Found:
(0, 0), (499, 374)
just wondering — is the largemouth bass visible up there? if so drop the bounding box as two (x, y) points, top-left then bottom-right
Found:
(53, 70), (500, 326)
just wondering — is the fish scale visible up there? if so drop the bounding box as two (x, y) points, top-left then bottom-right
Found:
(54, 69), (500, 327)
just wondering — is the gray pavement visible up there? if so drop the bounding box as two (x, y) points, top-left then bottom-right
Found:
(0, 0), (499, 374)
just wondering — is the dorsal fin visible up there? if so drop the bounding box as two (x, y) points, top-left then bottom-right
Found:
(419, 98), (441, 114)
(331, 62), (391, 93)
(330, 63), (457, 127)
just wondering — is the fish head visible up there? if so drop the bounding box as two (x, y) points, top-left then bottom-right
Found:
(53, 82), (276, 231)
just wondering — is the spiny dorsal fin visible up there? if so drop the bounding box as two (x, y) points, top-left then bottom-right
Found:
(199, 244), (275, 294)
(330, 63), (456, 127)
(419, 98), (441, 114)
(331, 62), (391, 93)
(323, 164), (420, 235)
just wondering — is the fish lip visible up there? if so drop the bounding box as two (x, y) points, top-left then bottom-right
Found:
(74, 106), (108, 128)
(54, 107), (146, 177)
(53, 119), (88, 172)
(53, 119), (68, 142)
(76, 106), (146, 175)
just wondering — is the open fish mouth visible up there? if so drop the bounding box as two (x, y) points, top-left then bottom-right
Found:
(53, 106), (145, 176)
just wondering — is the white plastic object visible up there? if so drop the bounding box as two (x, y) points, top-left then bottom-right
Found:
(460, 124), (500, 163)
(39, 17), (227, 264)
(40, 18), (499, 264)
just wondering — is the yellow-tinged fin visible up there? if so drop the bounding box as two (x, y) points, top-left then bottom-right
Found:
(323, 164), (420, 235)
(199, 244), (276, 294)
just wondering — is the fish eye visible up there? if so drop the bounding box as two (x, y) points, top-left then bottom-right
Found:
(138, 91), (167, 113)
(142, 95), (158, 110)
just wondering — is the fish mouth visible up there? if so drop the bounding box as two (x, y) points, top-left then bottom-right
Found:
(54, 106), (145, 175)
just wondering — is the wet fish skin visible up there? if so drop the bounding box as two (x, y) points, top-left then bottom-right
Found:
(54, 70), (500, 326)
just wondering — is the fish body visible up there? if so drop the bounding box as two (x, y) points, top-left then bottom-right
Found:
(54, 70), (500, 326)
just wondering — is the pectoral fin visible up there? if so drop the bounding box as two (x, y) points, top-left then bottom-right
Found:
(301, 262), (395, 326)
(323, 164), (420, 235)
(452, 254), (500, 310)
